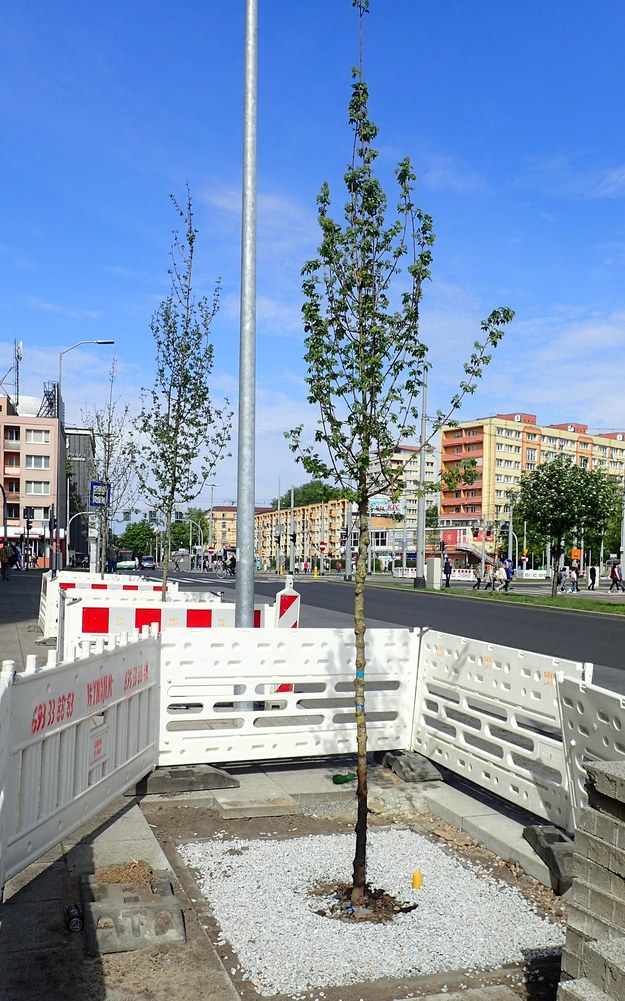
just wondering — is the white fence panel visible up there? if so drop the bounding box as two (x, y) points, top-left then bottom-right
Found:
(0, 665), (13, 892)
(557, 675), (625, 830)
(411, 630), (592, 828)
(39, 570), (180, 639)
(2, 634), (159, 887)
(158, 627), (418, 766)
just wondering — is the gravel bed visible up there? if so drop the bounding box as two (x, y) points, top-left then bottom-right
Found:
(177, 828), (564, 997)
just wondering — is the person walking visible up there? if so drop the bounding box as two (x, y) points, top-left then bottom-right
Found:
(0, 542), (12, 581)
(106, 541), (118, 574)
(569, 566), (579, 593)
(483, 564), (493, 591)
(588, 565), (597, 590)
(472, 566), (482, 590)
(443, 558), (452, 588)
(503, 561), (513, 592)
(494, 565), (507, 592)
(609, 562), (624, 592)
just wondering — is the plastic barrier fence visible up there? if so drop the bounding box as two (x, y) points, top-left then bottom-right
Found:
(58, 579), (301, 661)
(158, 627), (417, 766)
(0, 632), (159, 892)
(557, 673), (622, 831)
(411, 630), (592, 830)
(39, 570), (180, 639)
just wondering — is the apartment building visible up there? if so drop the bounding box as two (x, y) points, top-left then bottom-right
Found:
(0, 393), (62, 564)
(440, 411), (625, 529)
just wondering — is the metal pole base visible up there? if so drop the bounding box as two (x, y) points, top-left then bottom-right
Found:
(413, 575), (426, 589)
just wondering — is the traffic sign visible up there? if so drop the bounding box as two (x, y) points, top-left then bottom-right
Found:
(90, 481), (111, 508)
(319, 541), (326, 552)
(208, 546), (215, 555)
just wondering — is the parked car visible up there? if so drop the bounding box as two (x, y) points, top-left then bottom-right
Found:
(140, 555), (156, 570)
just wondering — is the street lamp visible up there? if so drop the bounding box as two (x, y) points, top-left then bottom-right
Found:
(55, 339), (114, 574)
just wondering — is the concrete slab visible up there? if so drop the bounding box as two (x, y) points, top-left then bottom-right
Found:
(210, 771), (299, 819)
(396, 989), (519, 1001)
(422, 782), (501, 827)
(261, 763), (358, 804)
(423, 785), (553, 887)
(81, 874), (186, 955)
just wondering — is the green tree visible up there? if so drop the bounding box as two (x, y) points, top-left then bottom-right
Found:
(425, 505), (439, 529)
(82, 360), (138, 575)
(515, 455), (619, 595)
(271, 480), (346, 510)
(287, 1), (513, 909)
(131, 190), (232, 597)
(117, 519), (155, 558)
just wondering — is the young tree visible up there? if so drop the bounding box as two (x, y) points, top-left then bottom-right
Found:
(287, 1), (513, 908)
(132, 190), (232, 597)
(117, 519), (155, 559)
(515, 455), (620, 595)
(82, 360), (138, 576)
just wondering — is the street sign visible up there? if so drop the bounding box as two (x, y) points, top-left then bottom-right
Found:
(319, 541), (326, 552)
(88, 515), (99, 539)
(89, 481), (111, 508)
(208, 546), (215, 555)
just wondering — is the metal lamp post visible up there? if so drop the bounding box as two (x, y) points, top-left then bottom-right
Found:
(207, 483), (219, 568)
(55, 339), (114, 574)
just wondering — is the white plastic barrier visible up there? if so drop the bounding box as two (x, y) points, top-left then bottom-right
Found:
(0, 666), (12, 891)
(411, 629), (593, 829)
(58, 593), (292, 662)
(0, 633), (159, 890)
(557, 673), (622, 831)
(39, 570), (180, 639)
(158, 627), (418, 766)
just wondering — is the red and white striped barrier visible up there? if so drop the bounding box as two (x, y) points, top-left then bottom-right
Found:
(59, 588), (300, 661)
(39, 570), (179, 639)
(274, 579), (301, 629)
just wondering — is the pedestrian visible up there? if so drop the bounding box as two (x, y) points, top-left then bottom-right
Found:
(609, 562), (624, 592)
(172, 556), (180, 572)
(0, 542), (11, 581)
(14, 542), (23, 571)
(503, 561), (513, 592)
(472, 566), (482, 590)
(588, 565), (597, 590)
(303, 561), (309, 574)
(569, 566), (578, 593)
(443, 558), (452, 588)
(106, 541), (118, 574)
(495, 565), (507, 592)
(483, 564), (493, 591)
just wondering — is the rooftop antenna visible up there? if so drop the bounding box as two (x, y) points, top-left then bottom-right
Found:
(0, 338), (22, 404)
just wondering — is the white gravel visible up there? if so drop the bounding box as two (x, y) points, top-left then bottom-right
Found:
(177, 828), (563, 997)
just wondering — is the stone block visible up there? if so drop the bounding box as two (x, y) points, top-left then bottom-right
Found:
(579, 807), (625, 852)
(586, 762), (625, 807)
(130, 763), (239, 795)
(582, 938), (625, 999)
(557, 979), (612, 1000)
(572, 856), (625, 898)
(375, 749), (444, 783)
(523, 824), (574, 893)
(588, 785), (625, 825)
(80, 872), (186, 956)
(574, 830), (625, 880)
(571, 880), (625, 931)
(568, 900), (625, 943)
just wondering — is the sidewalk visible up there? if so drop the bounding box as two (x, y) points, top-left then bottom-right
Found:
(0, 571), (559, 1001)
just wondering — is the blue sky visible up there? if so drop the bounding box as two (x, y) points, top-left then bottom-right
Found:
(2, 1), (625, 508)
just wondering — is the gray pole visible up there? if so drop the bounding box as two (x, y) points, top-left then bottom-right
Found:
(620, 486), (625, 576)
(413, 368), (428, 588)
(344, 504), (353, 581)
(235, 0), (258, 626)
(508, 499), (514, 565)
(289, 485), (295, 574)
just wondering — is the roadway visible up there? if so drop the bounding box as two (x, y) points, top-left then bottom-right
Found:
(148, 569), (625, 693)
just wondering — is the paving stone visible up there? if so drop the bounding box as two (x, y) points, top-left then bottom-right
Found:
(210, 771), (300, 819)
(80, 873), (186, 955)
(523, 824), (574, 893)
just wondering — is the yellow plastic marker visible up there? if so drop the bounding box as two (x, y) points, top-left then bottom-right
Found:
(412, 871), (423, 889)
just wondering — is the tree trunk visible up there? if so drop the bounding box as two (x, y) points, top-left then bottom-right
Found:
(351, 498), (369, 906)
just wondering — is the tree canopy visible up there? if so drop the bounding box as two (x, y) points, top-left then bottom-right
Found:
(271, 481), (346, 510)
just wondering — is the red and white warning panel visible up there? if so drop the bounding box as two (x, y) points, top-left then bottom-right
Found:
(274, 578), (301, 629)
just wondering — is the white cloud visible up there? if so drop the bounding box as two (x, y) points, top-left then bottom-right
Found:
(24, 297), (103, 320)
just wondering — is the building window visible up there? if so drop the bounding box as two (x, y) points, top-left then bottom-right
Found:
(526, 448), (536, 461)
(4, 428), (20, 442)
(7, 504), (19, 519)
(25, 429), (50, 444)
(25, 455), (51, 469)
(25, 481), (50, 495)
(5, 454), (19, 468)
